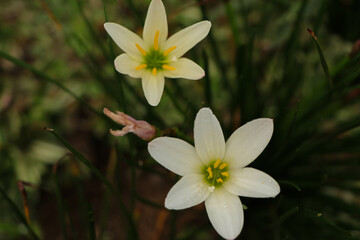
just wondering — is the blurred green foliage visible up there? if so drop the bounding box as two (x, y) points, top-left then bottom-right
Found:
(1, 0), (360, 239)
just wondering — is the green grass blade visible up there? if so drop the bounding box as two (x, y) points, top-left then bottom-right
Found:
(0, 186), (40, 240)
(278, 180), (302, 192)
(52, 168), (70, 240)
(196, 0), (231, 90)
(0, 50), (100, 117)
(76, 0), (110, 60)
(134, 193), (163, 209)
(308, 28), (333, 88)
(276, 206), (299, 226)
(202, 50), (212, 108)
(165, 85), (186, 116)
(222, 0), (240, 45)
(47, 128), (139, 240)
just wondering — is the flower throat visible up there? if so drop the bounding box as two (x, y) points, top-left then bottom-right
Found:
(134, 30), (177, 75)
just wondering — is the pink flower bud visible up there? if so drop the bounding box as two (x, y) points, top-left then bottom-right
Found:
(103, 108), (157, 141)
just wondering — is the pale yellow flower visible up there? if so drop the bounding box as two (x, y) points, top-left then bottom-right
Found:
(104, 0), (211, 106)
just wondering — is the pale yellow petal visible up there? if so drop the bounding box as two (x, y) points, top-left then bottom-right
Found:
(163, 58), (205, 80)
(143, 0), (168, 49)
(141, 71), (165, 106)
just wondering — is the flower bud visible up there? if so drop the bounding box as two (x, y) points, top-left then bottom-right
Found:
(103, 108), (157, 141)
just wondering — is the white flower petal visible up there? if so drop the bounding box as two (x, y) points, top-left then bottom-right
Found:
(163, 58), (205, 80)
(114, 54), (144, 78)
(141, 71), (165, 106)
(224, 168), (280, 198)
(164, 21), (211, 58)
(165, 174), (209, 210)
(225, 118), (273, 169)
(194, 108), (225, 165)
(104, 22), (145, 60)
(205, 188), (243, 240)
(148, 137), (203, 176)
(143, 0), (168, 48)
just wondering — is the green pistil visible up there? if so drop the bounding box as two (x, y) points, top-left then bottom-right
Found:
(203, 159), (229, 187)
(144, 48), (168, 70)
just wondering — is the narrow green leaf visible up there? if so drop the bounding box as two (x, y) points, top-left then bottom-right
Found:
(276, 206), (299, 225)
(196, 0), (231, 90)
(52, 170), (69, 240)
(202, 50), (212, 108)
(134, 193), (163, 209)
(278, 180), (302, 192)
(0, 50), (101, 117)
(76, 0), (110, 60)
(165, 85), (186, 116)
(0, 186), (40, 240)
(307, 28), (333, 88)
(47, 128), (139, 240)
(305, 209), (354, 238)
(222, 0), (240, 45)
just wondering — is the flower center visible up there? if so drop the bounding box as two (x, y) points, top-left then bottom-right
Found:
(203, 158), (229, 192)
(134, 30), (177, 76)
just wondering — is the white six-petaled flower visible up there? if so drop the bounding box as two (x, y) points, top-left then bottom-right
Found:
(104, 0), (211, 106)
(148, 108), (280, 239)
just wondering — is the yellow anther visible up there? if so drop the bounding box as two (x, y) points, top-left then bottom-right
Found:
(221, 172), (229, 178)
(219, 163), (228, 170)
(135, 64), (147, 70)
(216, 178), (223, 183)
(154, 30), (160, 50)
(152, 68), (157, 76)
(214, 158), (221, 168)
(163, 46), (176, 56)
(206, 167), (213, 179)
(135, 44), (147, 55)
(162, 64), (175, 71)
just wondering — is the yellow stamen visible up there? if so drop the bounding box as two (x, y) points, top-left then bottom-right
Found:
(219, 163), (228, 170)
(154, 30), (160, 50)
(214, 158), (221, 168)
(163, 46), (176, 56)
(216, 178), (223, 183)
(152, 68), (157, 76)
(206, 167), (213, 179)
(162, 64), (175, 71)
(135, 44), (146, 55)
(221, 172), (229, 178)
(135, 64), (147, 70)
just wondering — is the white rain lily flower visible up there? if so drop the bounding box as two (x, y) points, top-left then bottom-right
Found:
(104, 0), (211, 106)
(148, 108), (280, 239)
